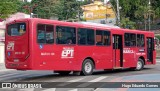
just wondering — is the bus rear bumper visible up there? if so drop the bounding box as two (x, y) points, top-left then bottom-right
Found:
(5, 61), (32, 70)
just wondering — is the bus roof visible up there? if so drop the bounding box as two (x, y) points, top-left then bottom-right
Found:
(7, 18), (154, 34)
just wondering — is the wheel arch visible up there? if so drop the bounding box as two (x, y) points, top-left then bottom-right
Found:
(80, 57), (95, 75)
(139, 56), (145, 65)
(83, 57), (95, 69)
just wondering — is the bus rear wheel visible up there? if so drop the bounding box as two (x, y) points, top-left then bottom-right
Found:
(81, 59), (94, 76)
(135, 58), (144, 71)
(54, 71), (71, 75)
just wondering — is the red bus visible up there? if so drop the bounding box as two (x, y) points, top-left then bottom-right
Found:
(5, 18), (156, 75)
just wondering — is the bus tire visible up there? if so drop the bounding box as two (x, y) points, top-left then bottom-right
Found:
(81, 59), (94, 76)
(54, 71), (71, 75)
(135, 58), (144, 71)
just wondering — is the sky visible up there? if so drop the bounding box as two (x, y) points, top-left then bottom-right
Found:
(104, 0), (110, 3)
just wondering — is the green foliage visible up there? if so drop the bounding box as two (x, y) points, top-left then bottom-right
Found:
(18, 2), (32, 14)
(121, 18), (136, 29)
(30, 0), (85, 20)
(155, 35), (160, 40)
(15, 0), (160, 27)
(152, 0), (160, 18)
(110, 0), (160, 29)
(53, 0), (81, 20)
(31, 0), (56, 19)
(0, 0), (20, 19)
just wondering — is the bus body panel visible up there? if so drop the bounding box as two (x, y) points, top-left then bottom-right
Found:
(5, 18), (156, 72)
(93, 46), (113, 69)
(123, 47), (138, 68)
(5, 19), (32, 69)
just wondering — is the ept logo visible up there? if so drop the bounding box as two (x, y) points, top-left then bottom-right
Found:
(61, 47), (74, 58)
(7, 41), (15, 51)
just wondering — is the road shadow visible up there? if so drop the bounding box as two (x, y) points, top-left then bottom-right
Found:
(92, 67), (155, 75)
(19, 72), (81, 82)
(17, 67), (155, 82)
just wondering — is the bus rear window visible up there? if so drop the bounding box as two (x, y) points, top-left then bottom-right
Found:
(7, 23), (26, 36)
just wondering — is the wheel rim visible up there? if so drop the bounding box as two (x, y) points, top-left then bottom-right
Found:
(84, 62), (92, 73)
(136, 61), (142, 70)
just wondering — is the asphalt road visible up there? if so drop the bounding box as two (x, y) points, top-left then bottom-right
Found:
(0, 60), (160, 91)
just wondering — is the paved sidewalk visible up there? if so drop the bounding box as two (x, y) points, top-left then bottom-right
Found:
(0, 63), (5, 70)
(0, 63), (13, 72)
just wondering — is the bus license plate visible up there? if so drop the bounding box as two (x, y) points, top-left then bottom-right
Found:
(14, 59), (19, 62)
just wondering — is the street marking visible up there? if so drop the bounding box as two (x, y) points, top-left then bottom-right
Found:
(77, 76), (107, 87)
(18, 88), (34, 91)
(43, 88), (56, 91)
(94, 88), (116, 91)
(68, 89), (78, 91)
(0, 73), (19, 78)
(57, 77), (84, 86)
(88, 76), (107, 82)
(67, 77), (85, 82)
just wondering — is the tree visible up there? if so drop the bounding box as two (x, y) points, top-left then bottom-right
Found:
(31, 0), (57, 19)
(31, 0), (85, 20)
(121, 17), (136, 29)
(18, 1), (32, 14)
(0, 0), (20, 19)
(53, 0), (82, 20)
(110, 0), (160, 29)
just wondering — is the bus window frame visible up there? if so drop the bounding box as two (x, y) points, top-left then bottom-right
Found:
(124, 33), (137, 47)
(137, 34), (145, 47)
(95, 29), (111, 46)
(7, 22), (27, 37)
(36, 23), (54, 45)
(55, 25), (76, 45)
(77, 27), (95, 46)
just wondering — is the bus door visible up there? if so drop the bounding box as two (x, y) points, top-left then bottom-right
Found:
(147, 37), (154, 63)
(113, 35), (123, 68)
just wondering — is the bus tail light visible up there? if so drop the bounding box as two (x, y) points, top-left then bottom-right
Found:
(24, 65), (27, 67)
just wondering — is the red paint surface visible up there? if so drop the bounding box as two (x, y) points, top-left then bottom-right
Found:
(5, 18), (156, 71)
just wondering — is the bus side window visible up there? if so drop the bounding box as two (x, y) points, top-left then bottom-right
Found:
(46, 25), (54, 44)
(87, 29), (95, 45)
(104, 31), (111, 46)
(37, 24), (54, 44)
(130, 34), (136, 46)
(137, 34), (145, 47)
(56, 26), (76, 45)
(125, 33), (136, 47)
(78, 28), (94, 45)
(78, 29), (87, 45)
(96, 30), (103, 45)
(96, 30), (110, 46)
(125, 33), (130, 46)
(37, 24), (46, 43)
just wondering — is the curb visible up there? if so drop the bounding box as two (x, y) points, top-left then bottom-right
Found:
(94, 88), (116, 91)
(0, 69), (14, 72)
